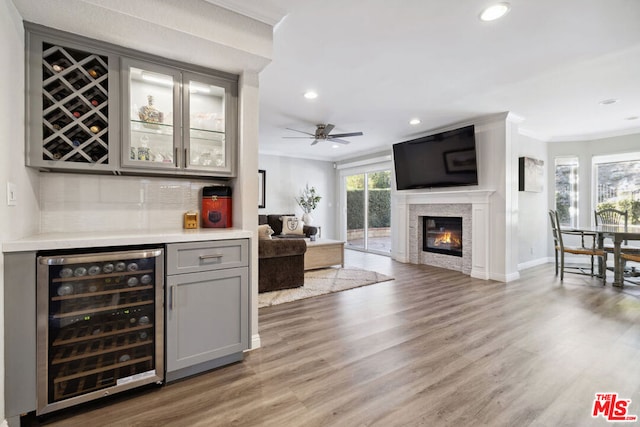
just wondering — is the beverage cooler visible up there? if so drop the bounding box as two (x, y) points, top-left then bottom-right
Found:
(36, 248), (164, 415)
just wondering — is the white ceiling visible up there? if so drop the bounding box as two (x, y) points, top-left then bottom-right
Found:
(224, 0), (640, 161)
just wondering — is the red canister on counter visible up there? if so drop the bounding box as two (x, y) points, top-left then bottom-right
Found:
(202, 186), (232, 228)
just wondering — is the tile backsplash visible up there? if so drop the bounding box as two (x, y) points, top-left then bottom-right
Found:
(40, 174), (225, 232)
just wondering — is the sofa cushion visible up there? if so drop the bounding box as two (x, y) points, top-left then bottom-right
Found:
(263, 214), (318, 238)
(266, 214), (292, 235)
(280, 215), (305, 236)
(258, 224), (274, 240)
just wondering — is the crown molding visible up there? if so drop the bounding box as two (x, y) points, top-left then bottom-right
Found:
(203, 0), (286, 26)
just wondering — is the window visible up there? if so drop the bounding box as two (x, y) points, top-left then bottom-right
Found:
(593, 153), (640, 225)
(554, 157), (579, 227)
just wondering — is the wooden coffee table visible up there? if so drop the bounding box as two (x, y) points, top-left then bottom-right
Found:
(304, 239), (345, 270)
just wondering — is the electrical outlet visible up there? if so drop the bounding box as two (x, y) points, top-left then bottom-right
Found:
(7, 182), (17, 206)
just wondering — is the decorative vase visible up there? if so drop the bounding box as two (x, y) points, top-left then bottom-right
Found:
(138, 95), (163, 123)
(302, 212), (313, 225)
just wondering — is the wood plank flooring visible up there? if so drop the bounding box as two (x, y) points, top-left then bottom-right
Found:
(36, 251), (640, 426)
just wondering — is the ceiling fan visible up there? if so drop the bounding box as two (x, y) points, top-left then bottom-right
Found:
(283, 123), (364, 146)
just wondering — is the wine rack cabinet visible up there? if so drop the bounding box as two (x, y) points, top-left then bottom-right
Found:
(42, 42), (109, 163)
(36, 248), (164, 415)
(27, 28), (119, 173)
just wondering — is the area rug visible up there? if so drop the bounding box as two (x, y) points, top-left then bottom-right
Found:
(258, 267), (394, 308)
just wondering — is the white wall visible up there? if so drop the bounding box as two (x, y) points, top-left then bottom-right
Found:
(516, 134), (549, 269)
(0, 0), (41, 423)
(258, 154), (337, 239)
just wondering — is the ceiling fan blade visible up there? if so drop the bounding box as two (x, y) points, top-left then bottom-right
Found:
(310, 139), (320, 146)
(322, 124), (335, 135)
(328, 132), (363, 138)
(328, 138), (351, 145)
(286, 127), (315, 136)
(282, 136), (314, 139)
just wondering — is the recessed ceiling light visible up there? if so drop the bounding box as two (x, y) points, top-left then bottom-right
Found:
(409, 118), (421, 125)
(599, 98), (620, 105)
(480, 3), (511, 21)
(304, 91), (318, 100)
(625, 116), (639, 121)
(332, 144), (340, 149)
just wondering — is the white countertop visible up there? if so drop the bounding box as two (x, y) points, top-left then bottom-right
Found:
(2, 228), (253, 253)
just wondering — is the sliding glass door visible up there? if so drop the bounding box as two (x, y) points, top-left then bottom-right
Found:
(345, 170), (391, 254)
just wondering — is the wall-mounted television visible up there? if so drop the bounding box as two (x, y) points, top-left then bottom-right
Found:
(393, 124), (478, 190)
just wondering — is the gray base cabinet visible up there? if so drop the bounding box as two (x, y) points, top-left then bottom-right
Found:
(165, 240), (249, 381)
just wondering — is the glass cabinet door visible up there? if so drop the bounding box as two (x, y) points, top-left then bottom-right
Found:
(183, 72), (234, 174)
(122, 58), (180, 169)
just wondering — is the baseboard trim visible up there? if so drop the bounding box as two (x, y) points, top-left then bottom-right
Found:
(250, 333), (261, 350)
(470, 269), (490, 280)
(490, 271), (521, 283)
(518, 257), (550, 271)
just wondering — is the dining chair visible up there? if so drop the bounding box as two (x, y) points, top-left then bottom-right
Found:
(549, 210), (607, 284)
(594, 208), (640, 272)
(594, 208), (630, 244)
(621, 252), (640, 263)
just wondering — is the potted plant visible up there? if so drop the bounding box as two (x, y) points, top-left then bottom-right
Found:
(296, 184), (321, 225)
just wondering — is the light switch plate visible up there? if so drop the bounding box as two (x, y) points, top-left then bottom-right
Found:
(7, 182), (17, 206)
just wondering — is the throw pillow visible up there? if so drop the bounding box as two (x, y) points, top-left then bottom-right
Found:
(280, 215), (304, 236)
(258, 224), (274, 240)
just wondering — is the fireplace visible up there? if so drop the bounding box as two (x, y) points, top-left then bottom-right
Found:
(423, 216), (463, 257)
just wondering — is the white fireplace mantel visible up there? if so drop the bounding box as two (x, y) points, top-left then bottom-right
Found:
(394, 189), (496, 280)
(404, 189), (495, 205)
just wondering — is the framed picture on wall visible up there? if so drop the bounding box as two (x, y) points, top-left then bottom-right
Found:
(518, 157), (544, 192)
(258, 170), (266, 208)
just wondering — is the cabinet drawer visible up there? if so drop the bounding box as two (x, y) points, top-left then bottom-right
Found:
(166, 239), (248, 275)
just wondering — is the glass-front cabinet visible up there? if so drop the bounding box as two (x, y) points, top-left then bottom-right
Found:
(122, 59), (236, 176)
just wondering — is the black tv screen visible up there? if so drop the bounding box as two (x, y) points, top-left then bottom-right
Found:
(393, 125), (478, 190)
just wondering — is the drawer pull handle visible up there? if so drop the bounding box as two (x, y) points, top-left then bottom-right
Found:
(199, 253), (224, 260)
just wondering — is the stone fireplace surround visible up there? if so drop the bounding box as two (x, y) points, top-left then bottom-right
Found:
(410, 204), (472, 274)
(405, 190), (494, 279)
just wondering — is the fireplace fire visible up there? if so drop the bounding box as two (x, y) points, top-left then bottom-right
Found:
(423, 216), (463, 257)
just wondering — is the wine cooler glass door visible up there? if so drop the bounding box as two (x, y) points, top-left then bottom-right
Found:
(122, 58), (180, 170)
(36, 248), (164, 415)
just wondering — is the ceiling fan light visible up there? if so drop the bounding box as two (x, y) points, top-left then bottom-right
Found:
(304, 91), (318, 100)
(480, 3), (511, 21)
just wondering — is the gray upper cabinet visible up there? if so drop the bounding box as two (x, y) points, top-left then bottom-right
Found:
(25, 24), (238, 178)
(121, 60), (237, 176)
(26, 28), (120, 173)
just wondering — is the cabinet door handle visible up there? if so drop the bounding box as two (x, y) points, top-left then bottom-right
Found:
(169, 285), (176, 310)
(199, 253), (224, 260)
(184, 148), (188, 168)
(174, 147), (179, 168)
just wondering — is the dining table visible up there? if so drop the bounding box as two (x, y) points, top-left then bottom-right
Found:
(567, 224), (640, 287)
